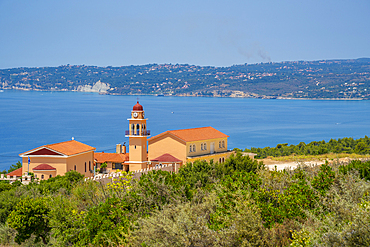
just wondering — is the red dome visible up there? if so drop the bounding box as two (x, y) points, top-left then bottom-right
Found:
(133, 101), (143, 111)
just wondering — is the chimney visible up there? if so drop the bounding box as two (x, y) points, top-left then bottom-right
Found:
(116, 144), (122, 154)
(122, 145), (126, 154)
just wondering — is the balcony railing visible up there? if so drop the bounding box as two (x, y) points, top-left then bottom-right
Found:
(125, 130), (150, 136)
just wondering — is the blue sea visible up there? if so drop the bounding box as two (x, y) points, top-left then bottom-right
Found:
(1, 90), (370, 170)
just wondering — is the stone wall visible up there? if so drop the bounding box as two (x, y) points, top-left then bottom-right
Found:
(84, 163), (180, 185)
(0, 173), (32, 184)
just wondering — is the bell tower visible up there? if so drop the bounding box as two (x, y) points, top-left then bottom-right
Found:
(125, 101), (150, 171)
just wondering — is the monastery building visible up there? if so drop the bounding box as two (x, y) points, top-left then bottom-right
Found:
(15, 101), (232, 180)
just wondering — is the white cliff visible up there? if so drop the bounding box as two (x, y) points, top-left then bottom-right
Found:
(77, 80), (110, 93)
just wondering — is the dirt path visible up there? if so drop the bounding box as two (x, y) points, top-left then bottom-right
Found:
(260, 158), (325, 171)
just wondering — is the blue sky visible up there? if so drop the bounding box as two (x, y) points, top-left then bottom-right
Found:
(0, 0), (369, 68)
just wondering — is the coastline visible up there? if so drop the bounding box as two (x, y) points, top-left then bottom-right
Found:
(1, 88), (367, 101)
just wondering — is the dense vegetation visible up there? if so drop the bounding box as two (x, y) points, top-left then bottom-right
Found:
(1, 58), (370, 99)
(1, 153), (370, 246)
(245, 136), (370, 159)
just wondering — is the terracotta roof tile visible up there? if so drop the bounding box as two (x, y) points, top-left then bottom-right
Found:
(46, 140), (95, 156)
(151, 153), (181, 162)
(94, 153), (128, 163)
(149, 126), (228, 142)
(33, 164), (56, 171)
(20, 140), (96, 156)
(7, 167), (23, 177)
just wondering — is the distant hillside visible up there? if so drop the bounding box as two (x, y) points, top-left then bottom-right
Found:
(1, 58), (370, 99)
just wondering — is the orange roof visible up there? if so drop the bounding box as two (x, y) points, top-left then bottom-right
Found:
(7, 167), (23, 177)
(149, 126), (228, 143)
(20, 140), (96, 156)
(94, 152), (128, 163)
(33, 164), (56, 171)
(151, 153), (181, 162)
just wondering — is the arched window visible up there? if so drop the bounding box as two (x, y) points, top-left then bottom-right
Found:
(219, 141), (221, 148)
(222, 140), (225, 148)
(201, 143), (203, 150)
(131, 124), (135, 135)
(136, 124), (140, 135)
(41, 174), (44, 179)
(193, 144), (196, 152)
(49, 174), (52, 178)
(219, 158), (222, 163)
(74, 165), (76, 171)
(204, 143), (207, 150)
(189, 145), (192, 152)
(222, 157), (225, 163)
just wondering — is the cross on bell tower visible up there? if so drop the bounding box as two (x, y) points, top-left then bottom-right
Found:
(125, 101), (150, 171)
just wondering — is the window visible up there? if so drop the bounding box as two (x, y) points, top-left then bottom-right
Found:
(74, 165), (76, 171)
(49, 174), (52, 178)
(85, 162), (86, 172)
(222, 140), (225, 148)
(113, 163), (123, 169)
(193, 144), (196, 152)
(41, 174), (44, 179)
(34, 174), (37, 179)
(219, 141), (221, 148)
(200, 142), (207, 151)
(89, 161), (91, 172)
(189, 145), (192, 152)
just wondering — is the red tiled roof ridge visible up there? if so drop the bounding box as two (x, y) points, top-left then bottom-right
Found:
(46, 140), (95, 155)
(168, 126), (213, 132)
(33, 164), (56, 171)
(94, 152), (128, 163)
(149, 126), (228, 142)
(151, 153), (181, 162)
(20, 140), (95, 156)
(7, 167), (23, 177)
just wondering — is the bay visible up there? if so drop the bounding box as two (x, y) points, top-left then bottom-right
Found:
(1, 90), (369, 171)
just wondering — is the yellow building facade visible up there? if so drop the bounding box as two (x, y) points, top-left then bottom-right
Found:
(148, 126), (232, 166)
(19, 140), (95, 180)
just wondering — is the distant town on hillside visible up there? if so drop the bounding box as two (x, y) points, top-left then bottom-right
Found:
(1, 58), (370, 99)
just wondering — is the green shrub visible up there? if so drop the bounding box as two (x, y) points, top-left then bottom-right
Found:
(312, 162), (335, 195)
(0, 223), (16, 245)
(339, 159), (370, 181)
(216, 152), (265, 176)
(37, 170), (84, 195)
(7, 197), (50, 245)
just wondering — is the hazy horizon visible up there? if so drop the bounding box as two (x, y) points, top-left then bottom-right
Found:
(1, 57), (370, 70)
